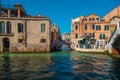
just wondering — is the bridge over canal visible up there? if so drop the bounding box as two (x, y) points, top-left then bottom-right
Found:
(107, 22), (120, 54)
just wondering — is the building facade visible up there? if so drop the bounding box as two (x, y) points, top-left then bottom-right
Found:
(71, 14), (112, 49)
(0, 4), (51, 52)
(62, 33), (71, 42)
(71, 5), (120, 50)
(50, 24), (60, 43)
(50, 23), (61, 51)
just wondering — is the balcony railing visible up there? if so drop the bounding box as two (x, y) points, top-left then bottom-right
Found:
(99, 37), (108, 39)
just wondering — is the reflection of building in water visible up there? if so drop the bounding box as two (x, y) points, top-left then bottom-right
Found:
(9, 54), (52, 79)
(50, 51), (74, 80)
(0, 54), (11, 80)
(51, 23), (60, 43)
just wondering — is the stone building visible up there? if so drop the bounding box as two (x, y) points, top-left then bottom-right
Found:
(62, 33), (71, 42)
(50, 23), (60, 43)
(0, 4), (51, 52)
(50, 23), (61, 51)
(71, 5), (120, 50)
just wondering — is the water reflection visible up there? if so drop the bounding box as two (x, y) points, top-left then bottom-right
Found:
(71, 51), (114, 80)
(0, 53), (11, 80)
(112, 56), (120, 79)
(0, 51), (120, 80)
(50, 51), (74, 80)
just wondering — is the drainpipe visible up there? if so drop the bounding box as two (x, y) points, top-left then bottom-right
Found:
(25, 20), (27, 47)
(1, 42), (2, 52)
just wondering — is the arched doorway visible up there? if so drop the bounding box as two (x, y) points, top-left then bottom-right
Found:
(3, 38), (10, 51)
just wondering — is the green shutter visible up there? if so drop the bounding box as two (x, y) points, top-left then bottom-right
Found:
(103, 34), (105, 39)
(100, 34), (102, 39)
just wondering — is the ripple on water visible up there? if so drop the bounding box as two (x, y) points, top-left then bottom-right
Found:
(0, 51), (119, 80)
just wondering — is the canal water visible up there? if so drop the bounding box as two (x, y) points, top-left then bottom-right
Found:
(0, 51), (120, 80)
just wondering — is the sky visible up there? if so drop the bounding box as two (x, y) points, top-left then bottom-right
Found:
(1, 0), (120, 34)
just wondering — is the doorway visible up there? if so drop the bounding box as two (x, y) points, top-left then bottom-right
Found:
(3, 38), (10, 51)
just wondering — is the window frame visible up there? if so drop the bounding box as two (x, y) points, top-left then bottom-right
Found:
(41, 23), (46, 33)
(96, 25), (101, 30)
(40, 39), (46, 43)
(85, 24), (88, 30)
(18, 38), (23, 43)
(6, 21), (12, 34)
(75, 25), (78, 30)
(104, 25), (109, 30)
(99, 34), (106, 39)
(0, 21), (5, 34)
(18, 23), (24, 33)
(75, 33), (78, 39)
(92, 24), (95, 30)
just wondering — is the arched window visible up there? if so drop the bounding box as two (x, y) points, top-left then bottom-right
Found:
(75, 33), (78, 39)
(85, 24), (88, 30)
(0, 21), (5, 34)
(6, 21), (11, 34)
(75, 25), (78, 30)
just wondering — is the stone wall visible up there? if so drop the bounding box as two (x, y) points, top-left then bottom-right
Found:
(0, 18), (51, 52)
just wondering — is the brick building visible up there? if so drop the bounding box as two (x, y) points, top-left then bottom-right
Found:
(71, 5), (120, 50)
(62, 33), (71, 42)
(50, 23), (60, 43)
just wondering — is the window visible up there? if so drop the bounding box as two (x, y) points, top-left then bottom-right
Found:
(84, 18), (87, 21)
(96, 25), (101, 30)
(119, 22), (120, 28)
(85, 24), (88, 30)
(75, 33), (78, 39)
(85, 33), (87, 35)
(92, 24), (95, 30)
(0, 21), (5, 34)
(18, 23), (24, 33)
(0, 22), (2, 34)
(41, 39), (46, 43)
(75, 25), (78, 30)
(104, 25), (109, 30)
(6, 21), (11, 34)
(96, 18), (99, 21)
(18, 39), (23, 43)
(103, 34), (105, 39)
(91, 33), (95, 37)
(92, 18), (94, 21)
(100, 34), (102, 39)
(41, 23), (46, 32)
(99, 34), (106, 39)
(89, 18), (92, 21)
